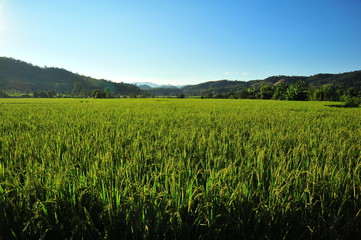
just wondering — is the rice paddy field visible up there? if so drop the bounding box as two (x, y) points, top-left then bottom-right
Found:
(0, 98), (360, 239)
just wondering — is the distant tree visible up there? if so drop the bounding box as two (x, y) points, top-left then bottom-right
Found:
(311, 88), (324, 101)
(346, 87), (359, 97)
(177, 93), (186, 98)
(225, 90), (236, 99)
(0, 90), (9, 98)
(47, 91), (56, 98)
(259, 85), (274, 99)
(204, 92), (213, 98)
(129, 93), (137, 98)
(141, 92), (149, 98)
(214, 94), (225, 99)
(104, 87), (114, 98)
(272, 83), (289, 100)
(310, 84), (339, 101)
(38, 91), (49, 98)
(238, 90), (250, 99)
(344, 97), (360, 107)
(246, 87), (258, 99)
(284, 80), (309, 101)
(81, 90), (92, 98)
(93, 89), (106, 98)
(33, 91), (49, 98)
(73, 81), (83, 96)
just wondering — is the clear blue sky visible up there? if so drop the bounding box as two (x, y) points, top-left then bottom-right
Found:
(1, 0), (361, 85)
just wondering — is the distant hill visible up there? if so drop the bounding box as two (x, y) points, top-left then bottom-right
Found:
(181, 71), (361, 96)
(1, 57), (360, 98)
(138, 84), (152, 90)
(133, 82), (179, 89)
(181, 80), (250, 96)
(145, 87), (183, 96)
(0, 57), (142, 95)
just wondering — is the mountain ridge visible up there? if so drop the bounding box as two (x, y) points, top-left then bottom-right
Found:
(0, 57), (142, 95)
(1, 57), (360, 97)
(132, 82), (185, 89)
(181, 71), (361, 96)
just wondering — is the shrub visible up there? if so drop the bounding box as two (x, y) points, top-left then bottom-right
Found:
(344, 97), (360, 107)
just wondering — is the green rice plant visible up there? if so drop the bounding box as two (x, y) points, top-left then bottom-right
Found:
(0, 98), (360, 239)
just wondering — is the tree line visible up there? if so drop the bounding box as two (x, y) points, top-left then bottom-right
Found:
(203, 80), (359, 100)
(0, 82), (141, 99)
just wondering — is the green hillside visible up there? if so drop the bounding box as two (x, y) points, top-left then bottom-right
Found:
(145, 87), (184, 96)
(0, 57), (141, 95)
(1, 57), (360, 99)
(181, 71), (361, 97)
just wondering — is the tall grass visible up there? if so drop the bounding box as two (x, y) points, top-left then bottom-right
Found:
(0, 98), (360, 239)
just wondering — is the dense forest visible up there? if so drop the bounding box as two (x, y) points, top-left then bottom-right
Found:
(0, 57), (360, 103)
(181, 71), (361, 100)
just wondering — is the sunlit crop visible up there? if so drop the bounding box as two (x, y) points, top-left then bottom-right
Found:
(0, 98), (360, 239)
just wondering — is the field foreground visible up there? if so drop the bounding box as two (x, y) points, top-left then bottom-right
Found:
(0, 98), (360, 239)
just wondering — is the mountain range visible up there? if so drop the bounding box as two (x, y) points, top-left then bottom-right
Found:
(1, 57), (360, 97)
(181, 72), (361, 96)
(132, 82), (187, 90)
(0, 57), (141, 95)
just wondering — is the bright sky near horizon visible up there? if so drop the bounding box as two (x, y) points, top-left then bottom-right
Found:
(1, 0), (361, 85)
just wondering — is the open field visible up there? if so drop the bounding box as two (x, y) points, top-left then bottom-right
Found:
(0, 98), (360, 239)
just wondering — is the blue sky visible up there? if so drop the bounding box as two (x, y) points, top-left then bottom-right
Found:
(1, 0), (361, 85)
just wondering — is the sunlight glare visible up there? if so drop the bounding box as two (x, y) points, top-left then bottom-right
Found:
(0, 0), (9, 32)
